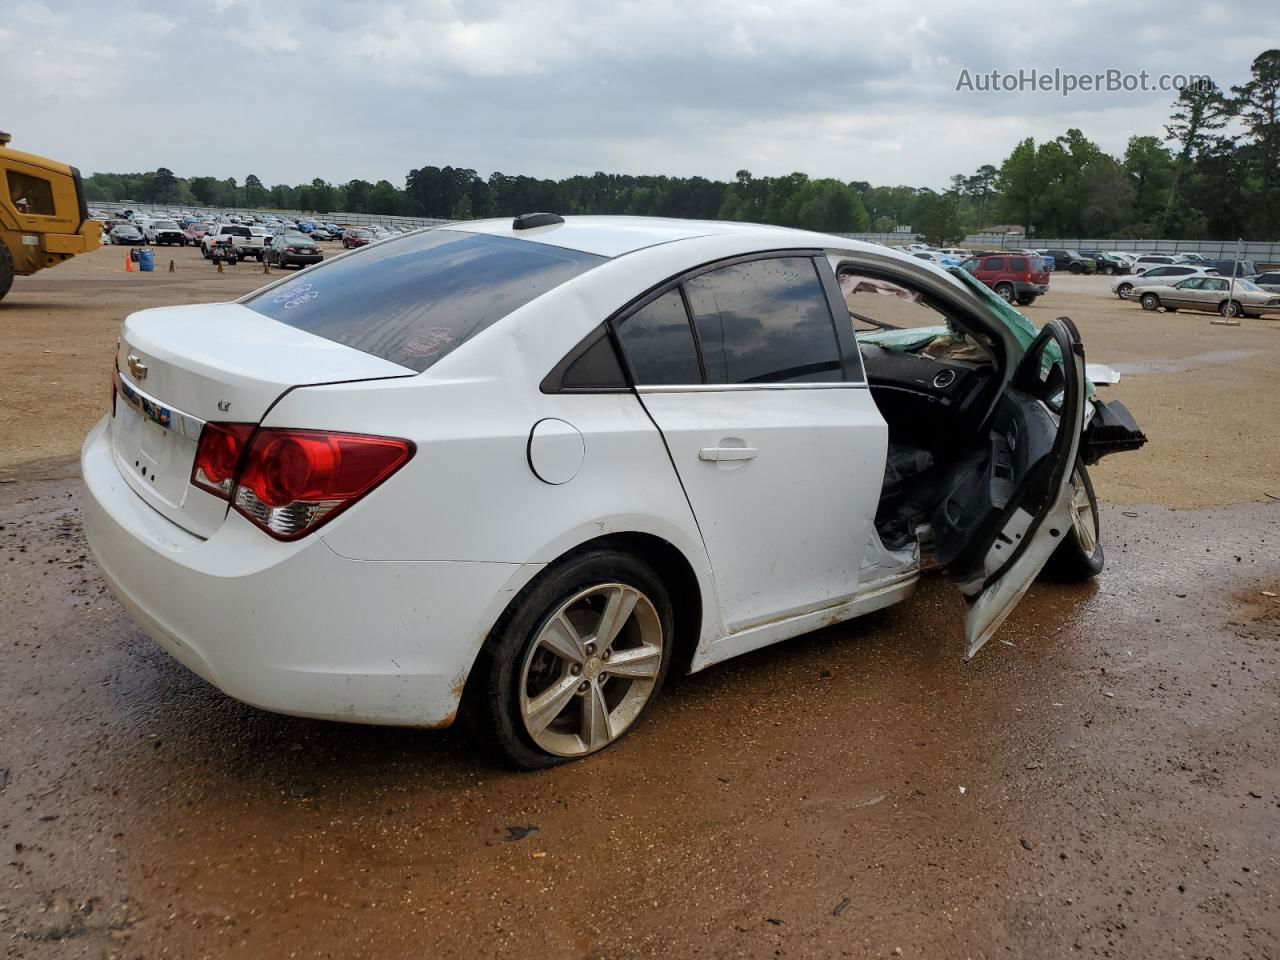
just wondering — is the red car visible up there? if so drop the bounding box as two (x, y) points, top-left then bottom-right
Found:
(342, 227), (374, 249)
(959, 253), (1050, 306)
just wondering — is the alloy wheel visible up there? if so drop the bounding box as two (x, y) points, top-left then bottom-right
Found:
(519, 583), (663, 758)
(1069, 471), (1097, 555)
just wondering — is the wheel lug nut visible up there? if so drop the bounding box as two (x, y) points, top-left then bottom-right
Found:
(570, 664), (581, 676)
(578, 681), (589, 693)
(602, 649), (611, 661)
(585, 642), (596, 656)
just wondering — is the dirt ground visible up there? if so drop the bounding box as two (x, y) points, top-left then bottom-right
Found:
(1, 247), (1278, 958)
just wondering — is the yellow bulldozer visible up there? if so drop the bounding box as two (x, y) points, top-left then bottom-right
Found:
(0, 130), (101, 303)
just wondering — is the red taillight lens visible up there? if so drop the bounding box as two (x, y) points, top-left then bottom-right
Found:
(191, 422), (255, 497)
(205, 428), (414, 541)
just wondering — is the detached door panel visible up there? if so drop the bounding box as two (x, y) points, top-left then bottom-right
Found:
(931, 317), (1087, 658)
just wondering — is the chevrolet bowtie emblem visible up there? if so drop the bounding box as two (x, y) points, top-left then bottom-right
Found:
(127, 354), (148, 381)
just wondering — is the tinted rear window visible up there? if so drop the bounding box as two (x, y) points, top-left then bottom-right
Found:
(683, 256), (842, 384)
(245, 229), (604, 373)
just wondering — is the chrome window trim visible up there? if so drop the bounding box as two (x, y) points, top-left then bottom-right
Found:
(636, 382), (868, 394)
(114, 369), (206, 440)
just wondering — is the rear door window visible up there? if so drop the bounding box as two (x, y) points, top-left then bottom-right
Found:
(614, 290), (702, 385)
(245, 229), (604, 373)
(985, 257), (1006, 271)
(683, 257), (843, 384)
(1008, 257), (1026, 271)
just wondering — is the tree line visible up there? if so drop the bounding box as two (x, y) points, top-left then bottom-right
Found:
(84, 49), (1279, 243)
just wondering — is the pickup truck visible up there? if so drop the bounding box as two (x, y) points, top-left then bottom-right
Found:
(200, 224), (266, 262)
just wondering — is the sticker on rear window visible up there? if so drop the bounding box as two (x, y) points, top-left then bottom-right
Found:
(402, 327), (455, 358)
(272, 281), (318, 309)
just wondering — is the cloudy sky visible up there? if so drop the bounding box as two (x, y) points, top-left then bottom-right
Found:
(1, 0), (1273, 190)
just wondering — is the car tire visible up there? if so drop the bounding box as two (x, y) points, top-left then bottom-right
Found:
(1140, 293), (1161, 311)
(994, 282), (1015, 303)
(464, 548), (675, 769)
(0, 240), (14, 302)
(1015, 294), (1037, 306)
(1069, 262), (1083, 274)
(1116, 282), (1133, 299)
(1220, 300), (1243, 318)
(1041, 464), (1104, 582)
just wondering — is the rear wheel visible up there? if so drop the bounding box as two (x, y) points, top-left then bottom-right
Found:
(1140, 293), (1161, 311)
(465, 549), (673, 769)
(1041, 464), (1104, 581)
(0, 241), (14, 303)
(994, 282), (1015, 303)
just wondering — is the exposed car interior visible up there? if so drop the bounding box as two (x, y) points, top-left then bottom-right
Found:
(836, 263), (1066, 578)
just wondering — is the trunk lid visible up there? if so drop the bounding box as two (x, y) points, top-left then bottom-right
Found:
(111, 302), (414, 538)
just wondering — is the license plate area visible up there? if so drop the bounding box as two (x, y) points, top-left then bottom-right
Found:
(112, 373), (203, 509)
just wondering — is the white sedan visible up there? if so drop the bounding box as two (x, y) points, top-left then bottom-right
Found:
(82, 215), (1146, 767)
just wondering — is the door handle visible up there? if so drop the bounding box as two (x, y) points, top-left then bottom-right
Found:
(698, 446), (758, 462)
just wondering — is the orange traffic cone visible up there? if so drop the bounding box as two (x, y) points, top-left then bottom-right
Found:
(262, 259), (270, 275)
(168, 259), (175, 273)
(217, 261), (224, 274)
(124, 253), (133, 273)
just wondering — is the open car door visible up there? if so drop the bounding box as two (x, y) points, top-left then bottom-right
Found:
(930, 316), (1088, 659)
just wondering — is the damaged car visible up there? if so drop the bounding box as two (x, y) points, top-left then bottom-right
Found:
(81, 215), (1146, 768)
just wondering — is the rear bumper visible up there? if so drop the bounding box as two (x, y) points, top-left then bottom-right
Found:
(80, 417), (524, 727)
(1014, 282), (1049, 296)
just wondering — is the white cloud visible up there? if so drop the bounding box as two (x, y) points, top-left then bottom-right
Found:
(0, 0), (1275, 189)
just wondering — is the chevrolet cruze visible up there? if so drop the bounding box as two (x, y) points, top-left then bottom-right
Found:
(82, 215), (1146, 768)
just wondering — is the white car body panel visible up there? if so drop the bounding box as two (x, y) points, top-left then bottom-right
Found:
(81, 216), (1081, 731)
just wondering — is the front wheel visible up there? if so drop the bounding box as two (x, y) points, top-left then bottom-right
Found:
(1041, 464), (1104, 581)
(1016, 294), (1038, 306)
(464, 549), (674, 769)
(1116, 282), (1133, 299)
(994, 282), (1015, 303)
(1220, 299), (1243, 318)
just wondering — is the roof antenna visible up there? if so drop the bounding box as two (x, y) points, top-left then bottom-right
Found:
(513, 212), (564, 230)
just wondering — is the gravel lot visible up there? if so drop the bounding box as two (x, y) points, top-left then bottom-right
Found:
(1, 246), (1278, 958)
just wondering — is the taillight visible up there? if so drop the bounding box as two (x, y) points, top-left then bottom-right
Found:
(192, 422), (255, 497)
(191, 425), (413, 541)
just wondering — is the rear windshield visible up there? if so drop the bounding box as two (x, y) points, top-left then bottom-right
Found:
(244, 229), (605, 373)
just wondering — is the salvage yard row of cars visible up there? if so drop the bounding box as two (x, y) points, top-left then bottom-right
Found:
(96, 208), (415, 269)
(83, 213), (1148, 768)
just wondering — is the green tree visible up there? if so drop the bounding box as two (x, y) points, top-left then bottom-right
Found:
(243, 174), (267, 207)
(1162, 81), (1232, 234)
(996, 138), (1039, 235)
(1232, 49), (1280, 237)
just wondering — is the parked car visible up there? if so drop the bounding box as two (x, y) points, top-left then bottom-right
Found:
(1039, 249), (1095, 274)
(342, 227), (375, 248)
(108, 224), (145, 245)
(144, 219), (187, 246)
(1246, 270), (1280, 293)
(1080, 251), (1128, 275)
(959, 252), (1051, 305)
(310, 227), (334, 241)
(82, 216), (1146, 767)
(1206, 259), (1258, 279)
(265, 231), (323, 269)
(201, 224), (265, 261)
(1125, 275), (1280, 318)
(1131, 254), (1188, 275)
(1111, 264), (1218, 299)
(911, 251), (961, 266)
